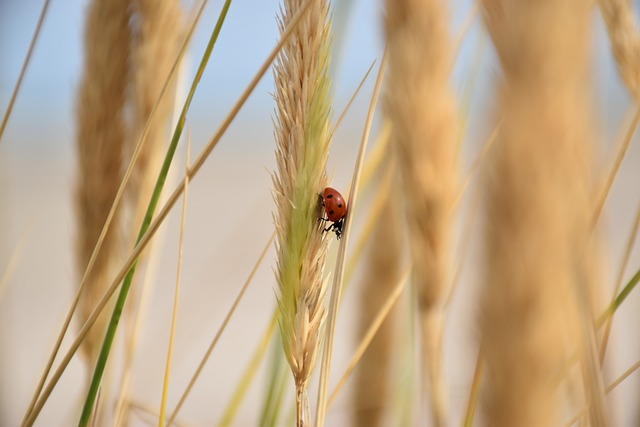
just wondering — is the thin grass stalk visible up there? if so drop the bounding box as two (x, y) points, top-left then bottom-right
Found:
(480, 0), (603, 425)
(21, 2), (209, 422)
(315, 49), (389, 427)
(23, 4), (313, 423)
(159, 138), (191, 426)
(271, 0), (334, 425)
(77, 1), (233, 424)
(384, 0), (458, 424)
(0, 0), (51, 143)
(352, 155), (403, 427)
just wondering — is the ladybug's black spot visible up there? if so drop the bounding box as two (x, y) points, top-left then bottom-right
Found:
(329, 210), (335, 215)
(326, 194), (333, 199)
(338, 203), (342, 208)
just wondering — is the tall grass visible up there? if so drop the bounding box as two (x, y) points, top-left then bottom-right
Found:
(271, 0), (333, 424)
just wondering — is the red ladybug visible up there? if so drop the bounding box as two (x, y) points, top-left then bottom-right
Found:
(320, 187), (347, 239)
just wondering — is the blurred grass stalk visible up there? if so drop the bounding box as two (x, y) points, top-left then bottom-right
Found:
(74, 3), (132, 423)
(271, 0), (334, 425)
(77, 1), (232, 425)
(384, 0), (459, 425)
(480, 0), (607, 425)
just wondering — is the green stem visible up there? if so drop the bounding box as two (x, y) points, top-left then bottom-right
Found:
(77, 1), (233, 425)
(597, 267), (640, 327)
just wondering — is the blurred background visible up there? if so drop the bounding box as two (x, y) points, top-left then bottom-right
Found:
(1, 0), (640, 425)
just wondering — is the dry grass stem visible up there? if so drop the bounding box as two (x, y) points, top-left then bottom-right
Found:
(0, 0), (51, 143)
(598, 0), (640, 99)
(591, 104), (640, 227)
(385, 0), (459, 424)
(159, 135), (191, 426)
(481, 0), (606, 425)
(75, 0), (131, 368)
(352, 154), (403, 427)
(271, 0), (334, 424)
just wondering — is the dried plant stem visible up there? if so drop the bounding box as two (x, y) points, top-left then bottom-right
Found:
(159, 138), (191, 426)
(481, 0), (604, 425)
(591, 104), (640, 227)
(23, 2), (312, 423)
(564, 358), (640, 427)
(315, 49), (388, 427)
(0, 0), (51, 143)
(385, 0), (459, 424)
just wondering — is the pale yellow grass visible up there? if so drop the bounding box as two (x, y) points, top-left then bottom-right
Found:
(480, 0), (606, 425)
(384, 0), (459, 424)
(75, 0), (131, 368)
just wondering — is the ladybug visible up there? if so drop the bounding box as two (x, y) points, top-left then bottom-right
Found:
(319, 187), (347, 239)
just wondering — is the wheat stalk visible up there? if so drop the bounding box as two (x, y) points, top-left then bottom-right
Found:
(480, 0), (606, 425)
(384, 0), (458, 425)
(271, 0), (333, 424)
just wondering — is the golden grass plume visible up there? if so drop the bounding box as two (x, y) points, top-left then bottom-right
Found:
(480, 0), (606, 425)
(271, 0), (333, 424)
(75, 0), (131, 365)
(384, 0), (458, 424)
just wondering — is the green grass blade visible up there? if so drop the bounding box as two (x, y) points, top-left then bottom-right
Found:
(77, 1), (233, 425)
